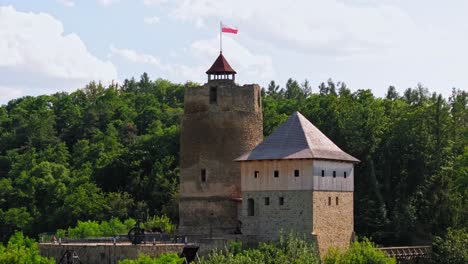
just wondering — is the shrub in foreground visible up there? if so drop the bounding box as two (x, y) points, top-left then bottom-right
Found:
(118, 253), (184, 264)
(324, 239), (396, 264)
(52, 215), (176, 239)
(198, 234), (320, 264)
(0, 232), (54, 264)
(143, 215), (176, 233)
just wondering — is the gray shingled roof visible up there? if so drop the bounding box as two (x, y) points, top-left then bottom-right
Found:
(236, 111), (359, 163)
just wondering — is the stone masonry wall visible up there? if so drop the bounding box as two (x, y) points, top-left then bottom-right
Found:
(179, 80), (263, 236)
(179, 197), (240, 236)
(312, 191), (354, 257)
(241, 190), (313, 241)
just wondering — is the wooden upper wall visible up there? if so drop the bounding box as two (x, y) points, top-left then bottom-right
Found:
(240, 159), (354, 192)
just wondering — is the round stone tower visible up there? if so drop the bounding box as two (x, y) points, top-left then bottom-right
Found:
(178, 52), (263, 236)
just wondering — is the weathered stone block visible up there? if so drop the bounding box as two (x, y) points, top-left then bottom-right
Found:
(241, 190), (313, 241)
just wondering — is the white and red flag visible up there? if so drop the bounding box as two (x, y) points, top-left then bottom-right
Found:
(221, 22), (238, 34)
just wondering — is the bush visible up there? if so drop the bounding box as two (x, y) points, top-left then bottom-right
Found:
(54, 218), (136, 239)
(143, 215), (176, 233)
(124, 218), (137, 230)
(118, 253), (184, 264)
(198, 233), (320, 264)
(53, 216), (176, 239)
(432, 228), (468, 264)
(0, 232), (54, 264)
(68, 220), (104, 238)
(100, 218), (128, 236)
(324, 238), (396, 264)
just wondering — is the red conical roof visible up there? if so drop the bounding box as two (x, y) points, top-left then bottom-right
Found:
(206, 53), (237, 74)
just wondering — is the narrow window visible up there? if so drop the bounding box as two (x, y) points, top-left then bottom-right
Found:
(264, 197), (270, 205)
(344, 171), (347, 178)
(321, 170), (325, 177)
(209, 86), (217, 104)
(328, 197), (331, 206)
(201, 169), (206, 182)
(279, 197), (284, 206)
(333, 171), (336, 178)
(247, 199), (254, 216)
(294, 170), (300, 177)
(254, 171), (259, 178)
(274, 170), (279, 178)
(336, 197), (339, 206)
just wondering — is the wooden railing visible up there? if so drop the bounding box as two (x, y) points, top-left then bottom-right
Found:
(378, 246), (431, 262)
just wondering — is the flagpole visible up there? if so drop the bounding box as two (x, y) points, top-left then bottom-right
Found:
(220, 21), (222, 53)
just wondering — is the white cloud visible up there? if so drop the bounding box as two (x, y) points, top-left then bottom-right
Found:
(191, 36), (274, 81)
(56, 0), (75, 7)
(170, 0), (418, 56)
(143, 0), (168, 6)
(155, 0), (468, 98)
(110, 45), (163, 68)
(0, 85), (23, 104)
(109, 35), (274, 85)
(0, 6), (117, 102)
(109, 45), (203, 82)
(97, 0), (121, 6)
(143, 16), (160, 25)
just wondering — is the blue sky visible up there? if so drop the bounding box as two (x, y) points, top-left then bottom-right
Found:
(1, 0), (467, 104)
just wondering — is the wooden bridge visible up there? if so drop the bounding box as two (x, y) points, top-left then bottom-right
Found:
(378, 246), (431, 263)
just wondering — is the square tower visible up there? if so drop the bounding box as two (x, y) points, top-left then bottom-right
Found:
(236, 111), (359, 257)
(178, 53), (263, 236)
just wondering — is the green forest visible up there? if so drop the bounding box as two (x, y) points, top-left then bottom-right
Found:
(0, 73), (466, 249)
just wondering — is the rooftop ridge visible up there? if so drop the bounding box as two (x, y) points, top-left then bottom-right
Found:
(235, 111), (359, 163)
(296, 111), (341, 152)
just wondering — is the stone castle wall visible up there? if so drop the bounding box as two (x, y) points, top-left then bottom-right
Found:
(179, 80), (263, 235)
(312, 191), (354, 257)
(179, 197), (239, 235)
(241, 190), (313, 241)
